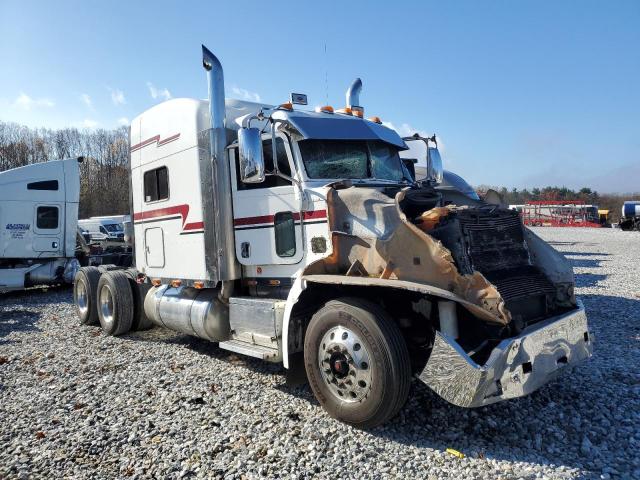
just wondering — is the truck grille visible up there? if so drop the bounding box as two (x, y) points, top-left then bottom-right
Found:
(456, 208), (530, 274)
(430, 207), (558, 324)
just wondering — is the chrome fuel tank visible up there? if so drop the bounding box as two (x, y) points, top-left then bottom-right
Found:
(143, 285), (230, 342)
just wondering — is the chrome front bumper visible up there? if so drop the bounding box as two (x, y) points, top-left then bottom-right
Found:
(418, 301), (593, 408)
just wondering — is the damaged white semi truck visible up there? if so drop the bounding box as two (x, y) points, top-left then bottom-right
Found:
(73, 45), (593, 428)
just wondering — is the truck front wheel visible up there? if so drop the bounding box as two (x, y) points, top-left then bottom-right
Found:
(304, 297), (411, 428)
(96, 270), (134, 336)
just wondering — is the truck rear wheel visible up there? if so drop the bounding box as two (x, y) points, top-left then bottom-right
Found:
(74, 267), (101, 326)
(96, 270), (134, 336)
(123, 269), (153, 331)
(304, 297), (411, 428)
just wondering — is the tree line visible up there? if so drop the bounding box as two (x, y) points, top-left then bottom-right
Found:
(1, 120), (638, 223)
(0, 121), (130, 219)
(477, 185), (640, 222)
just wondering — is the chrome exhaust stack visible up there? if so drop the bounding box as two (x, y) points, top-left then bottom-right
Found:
(346, 77), (362, 109)
(201, 45), (239, 283)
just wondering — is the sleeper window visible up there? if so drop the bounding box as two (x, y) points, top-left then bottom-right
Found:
(144, 166), (169, 202)
(36, 206), (59, 229)
(28, 180), (59, 191)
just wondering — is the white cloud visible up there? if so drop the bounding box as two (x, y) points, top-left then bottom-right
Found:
(117, 117), (130, 126)
(231, 86), (261, 103)
(146, 82), (172, 101)
(80, 93), (93, 109)
(383, 121), (430, 139)
(108, 87), (126, 105)
(383, 121), (445, 152)
(79, 119), (99, 129)
(13, 92), (55, 110)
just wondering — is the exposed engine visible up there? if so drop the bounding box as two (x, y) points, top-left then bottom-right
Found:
(427, 206), (561, 330)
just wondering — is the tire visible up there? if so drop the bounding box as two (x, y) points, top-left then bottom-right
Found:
(96, 270), (134, 336)
(304, 297), (411, 429)
(73, 267), (101, 326)
(123, 269), (153, 331)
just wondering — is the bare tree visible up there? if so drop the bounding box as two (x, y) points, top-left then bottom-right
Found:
(0, 121), (130, 218)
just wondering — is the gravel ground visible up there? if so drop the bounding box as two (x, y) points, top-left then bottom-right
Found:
(1, 227), (639, 479)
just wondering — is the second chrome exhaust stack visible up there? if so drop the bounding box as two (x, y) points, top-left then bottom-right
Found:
(346, 77), (362, 109)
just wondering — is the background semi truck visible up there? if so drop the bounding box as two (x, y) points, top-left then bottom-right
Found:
(73, 45), (593, 428)
(0, 158), (133, 292)
(0, 158), (82, 292)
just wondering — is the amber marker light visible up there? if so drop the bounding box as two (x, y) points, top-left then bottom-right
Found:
(171, 279), (182, 288)
(315, 105), (334, 114)
(336, 107), (352, 115)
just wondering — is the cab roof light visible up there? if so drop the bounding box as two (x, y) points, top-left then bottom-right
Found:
(336, 107), (353, 115)
(369, 116), (382, 124)
(193, 281), (205, 289)
(151, 278), (162, 287)
(315, 105), (334, 114)
(352, 107), (364, 118)
(171, 279), (182, 288)
(278, 102), (293, 111)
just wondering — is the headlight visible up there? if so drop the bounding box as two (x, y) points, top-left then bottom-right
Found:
(428, 147), (444, 184)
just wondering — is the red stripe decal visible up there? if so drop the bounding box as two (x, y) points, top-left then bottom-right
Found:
(133, 204), (203, 232)
(294, 210), (328, 221)
(184, 221), (204, 231)
(234, 210), (327, 227)
(131, 133), (180, 152)
(234, 214), (275, 227)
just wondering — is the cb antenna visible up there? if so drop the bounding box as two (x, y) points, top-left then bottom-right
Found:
(324, 42), (329, 105)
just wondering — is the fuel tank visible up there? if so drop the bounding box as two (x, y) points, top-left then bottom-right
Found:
(143, 285), (230, 341)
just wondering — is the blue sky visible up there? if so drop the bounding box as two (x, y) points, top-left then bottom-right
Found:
(1, 1), (638, 192)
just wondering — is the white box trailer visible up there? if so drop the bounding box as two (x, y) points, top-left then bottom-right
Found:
(0, 158), (81, 291)
(73, 46), (593, 428)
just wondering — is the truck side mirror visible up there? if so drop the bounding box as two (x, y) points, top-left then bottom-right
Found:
(238, 128), (265, 183)
(427, 147), (444, 184)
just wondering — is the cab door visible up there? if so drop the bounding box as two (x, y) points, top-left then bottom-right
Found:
(33, 204), (63, 254)
(231, 134), (303, 266)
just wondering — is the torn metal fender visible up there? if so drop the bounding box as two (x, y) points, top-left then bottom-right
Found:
(321, 186), (511, 325)
(301, 274), (506, 325)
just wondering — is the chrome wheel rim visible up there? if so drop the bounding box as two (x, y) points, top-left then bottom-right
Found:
(318, 326), (372, 403)
(76, 280), (88, 316)
(99, 284), (115, 327)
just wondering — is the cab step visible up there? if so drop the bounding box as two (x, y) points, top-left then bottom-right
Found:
(218, 339), (282, 362)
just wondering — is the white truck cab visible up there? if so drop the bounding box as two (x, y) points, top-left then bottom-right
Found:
(0, 158), (81, 291)
(73, 46), (593, 428)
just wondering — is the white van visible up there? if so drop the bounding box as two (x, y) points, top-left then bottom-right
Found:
(78, 218), (125, 242)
